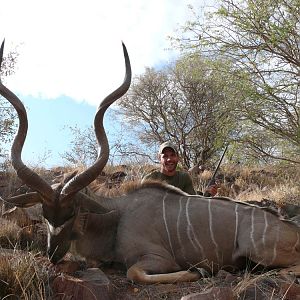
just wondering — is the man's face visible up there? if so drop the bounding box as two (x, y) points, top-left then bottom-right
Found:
(159, 148), (179, 175)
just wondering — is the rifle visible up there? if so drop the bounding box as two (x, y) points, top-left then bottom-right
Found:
(203, 145), (228, 197)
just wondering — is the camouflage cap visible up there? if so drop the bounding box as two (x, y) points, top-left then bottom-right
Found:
(158, 141), (178, 154)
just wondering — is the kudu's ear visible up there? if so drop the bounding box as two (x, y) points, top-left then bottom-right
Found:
(5, 192), (43, 208)
(75, 192), (108, 214)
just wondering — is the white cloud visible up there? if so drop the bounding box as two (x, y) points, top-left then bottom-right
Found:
(0, 0), (214, 106)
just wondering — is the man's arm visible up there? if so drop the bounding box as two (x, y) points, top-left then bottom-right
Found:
(183, 173), (196, 195)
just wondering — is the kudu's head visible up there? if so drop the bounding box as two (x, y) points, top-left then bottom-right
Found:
(0, 40), (131, 263)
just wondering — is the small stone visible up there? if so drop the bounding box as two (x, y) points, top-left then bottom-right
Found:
(181, 287), (235, 300)
(51, 268), (115, 300)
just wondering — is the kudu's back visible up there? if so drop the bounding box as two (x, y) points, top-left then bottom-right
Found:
(115, 185), (300, 276)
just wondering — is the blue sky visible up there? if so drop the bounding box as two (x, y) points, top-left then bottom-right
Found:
(0, 0), (215, 167)
(19, 96), (96, 166)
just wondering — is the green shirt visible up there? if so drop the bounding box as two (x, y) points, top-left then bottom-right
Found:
(142, 170), (196, 195)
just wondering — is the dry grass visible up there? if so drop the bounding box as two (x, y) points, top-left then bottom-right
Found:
(237, 182), (300, 204)
(0, 218), (20, 249)
(0, 250), (51, 299)
(107, 266), (294, 299)
(0, 209), (47, 253)
(190, 163), (300, 205)
(231, 270), (279, 299)
(0, 216), (49, 299)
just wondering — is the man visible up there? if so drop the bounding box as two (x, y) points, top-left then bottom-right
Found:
(142, 141), (196, 194)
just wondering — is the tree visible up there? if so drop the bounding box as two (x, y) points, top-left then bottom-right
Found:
(61, 118), (155, 168)
(0, 46), (18, 166)
(173, 0), (300, 164)
(61, 125), (98, 167)
(118, 53), (243, 169)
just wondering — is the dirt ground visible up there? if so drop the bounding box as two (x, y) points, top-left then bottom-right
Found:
(106, 269), (215, 300)
(102, 264), (300, 300)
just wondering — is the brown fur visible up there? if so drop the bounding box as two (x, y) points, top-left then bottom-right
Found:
(90, 179), (188, 198)
(88, 178), (300, 231)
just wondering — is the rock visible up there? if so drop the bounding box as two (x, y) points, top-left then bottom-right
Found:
(238, 276), (300, 300)
(181, 287), (235, 300)
(240, 284), (271, 300)
(279, 281), (300, 299)
(51, 268), (115, 300)
(281, 203), (300, 218)
(215, 270), (239, 284)
(53, 260), (86, 275)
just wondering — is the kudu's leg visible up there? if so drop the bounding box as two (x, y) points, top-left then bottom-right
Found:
(127, 256), (200, 284)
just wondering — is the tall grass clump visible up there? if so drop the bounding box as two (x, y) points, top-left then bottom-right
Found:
(0, 218), (20, 249)
(0, 216), (47, 253)
(0, 251), (51, 299)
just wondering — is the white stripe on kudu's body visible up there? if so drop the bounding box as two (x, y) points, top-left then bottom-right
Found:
(234, 204), (239, 254)
(162, 192), (176, 259)
(262, 211), (268, 249)
(250, 208), (258, 257)
(271, 222), (280, 265)
(208, 198), (220, 263)
(176, 198), (184, 255)
(186, 198), (205, 259)
(185, 198), (201, 252)
(2, 39), (300, 284)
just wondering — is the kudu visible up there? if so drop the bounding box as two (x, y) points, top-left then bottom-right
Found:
(1, 40), (300, 284)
